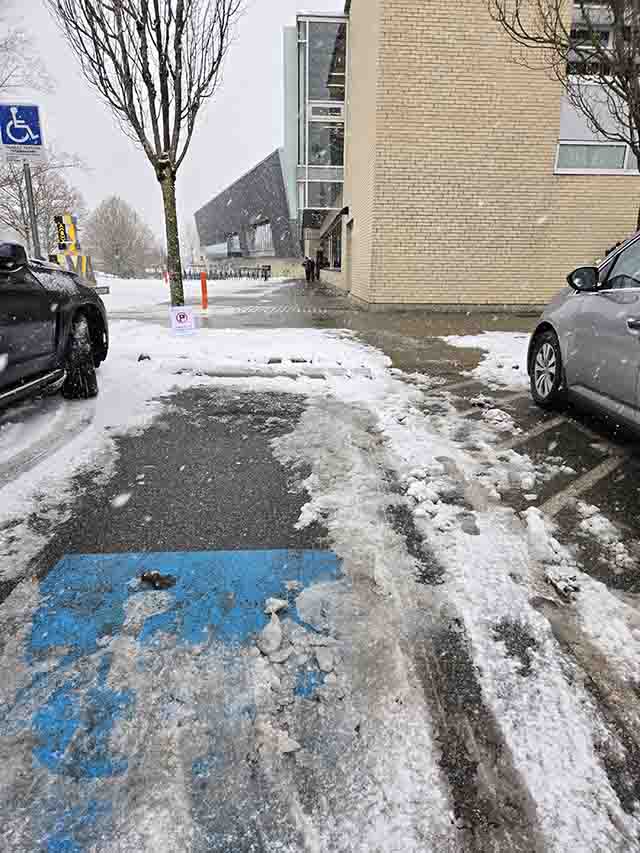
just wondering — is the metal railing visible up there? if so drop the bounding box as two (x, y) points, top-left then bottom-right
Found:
(184, 266), (271, 281)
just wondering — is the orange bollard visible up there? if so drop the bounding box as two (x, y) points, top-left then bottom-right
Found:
(200, 271), (208, 310)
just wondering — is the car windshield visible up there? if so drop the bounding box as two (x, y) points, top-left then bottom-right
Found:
(2, 1), (640, 850)
(604, 238), (640, 289)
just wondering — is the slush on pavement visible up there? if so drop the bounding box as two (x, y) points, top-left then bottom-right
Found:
(2, 274), (640, 851)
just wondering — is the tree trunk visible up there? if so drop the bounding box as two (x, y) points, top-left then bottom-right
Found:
(159, 171), (184, 306)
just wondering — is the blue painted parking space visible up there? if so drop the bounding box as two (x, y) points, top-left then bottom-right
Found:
(2, 549), (342, 851)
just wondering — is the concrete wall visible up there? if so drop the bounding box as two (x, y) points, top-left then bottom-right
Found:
(342, 0), (640, 308)
(282, 27), (299, 224)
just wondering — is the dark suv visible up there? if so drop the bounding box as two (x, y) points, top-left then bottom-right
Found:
(0, 243), (108, 408)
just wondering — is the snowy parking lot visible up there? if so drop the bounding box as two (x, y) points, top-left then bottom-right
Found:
(1, 277), (640, 852)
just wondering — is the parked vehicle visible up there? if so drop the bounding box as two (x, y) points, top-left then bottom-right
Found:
(0, 242), (108, 409)
(528, 233), (640, 431)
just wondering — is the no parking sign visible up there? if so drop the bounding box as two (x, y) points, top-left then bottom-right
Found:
(170, 306), (196, 334)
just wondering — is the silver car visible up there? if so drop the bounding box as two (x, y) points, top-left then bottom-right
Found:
(529, 233), (640, 430)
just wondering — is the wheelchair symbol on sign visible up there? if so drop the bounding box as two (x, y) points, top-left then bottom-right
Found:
(5, 107), (39, 144)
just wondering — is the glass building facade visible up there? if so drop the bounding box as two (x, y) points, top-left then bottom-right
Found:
(296, 16), (348, 217)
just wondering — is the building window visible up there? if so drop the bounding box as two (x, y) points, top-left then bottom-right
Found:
(308, 22), (346, 102)
(227, 233), (241, 256)
(298, 181), (306, 210)
(298, 42), (307, 165)
(556, 141), (628, 172)
(247, 221), (274, 256)
(320, 221), (342, 270)
(309, 104), (344, 121)
(205, 241), (228, 259)
(329, 225), (342, 269)
(308, 182), (342, 209)
(308, 123), (344, 166)
(295, 16), (347, 220)
(567, 23), (612, 75)
(570, 27), (610, 49)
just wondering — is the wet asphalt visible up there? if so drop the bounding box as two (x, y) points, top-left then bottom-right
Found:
(21, 388), (325, 592)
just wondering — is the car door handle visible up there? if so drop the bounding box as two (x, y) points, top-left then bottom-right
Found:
(627, 317), (640, 331)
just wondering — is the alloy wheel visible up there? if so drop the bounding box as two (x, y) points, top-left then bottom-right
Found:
(534, 342), (557, 399)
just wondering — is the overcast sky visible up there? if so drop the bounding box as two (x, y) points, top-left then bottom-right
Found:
(13, 0), (343, 242)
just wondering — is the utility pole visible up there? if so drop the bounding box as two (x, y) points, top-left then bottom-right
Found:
(23, 162), (42, 259)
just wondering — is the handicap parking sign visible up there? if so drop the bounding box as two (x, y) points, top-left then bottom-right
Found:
(0, 103), (45, 163)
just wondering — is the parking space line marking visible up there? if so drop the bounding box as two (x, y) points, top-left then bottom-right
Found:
(497, 416), (566, 451)
(568, 418), (640, 456)
(540, 456), (625, 518)
(494, 390), (531, 405)
(456, 391), (531, 419)
(436, 378), (483, 393)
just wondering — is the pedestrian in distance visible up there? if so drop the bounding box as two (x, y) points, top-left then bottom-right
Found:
(303, 256), (313, 284)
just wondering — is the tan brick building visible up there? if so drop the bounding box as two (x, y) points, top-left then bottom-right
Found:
(328, 0), (640, 309)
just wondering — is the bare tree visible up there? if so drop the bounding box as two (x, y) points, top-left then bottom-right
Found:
(0, 151), (85, 254)
(46, 0), (244, 305)
(489, 1), (640, 227)
(84, 195), (160, 277)
(0, 0), (50, 93)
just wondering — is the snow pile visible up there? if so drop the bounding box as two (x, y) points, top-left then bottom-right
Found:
(443, 331), (530, 390)
(481, 407), (521, 434)
(524, 508), (640, 681)
(576, 501), (636, 572)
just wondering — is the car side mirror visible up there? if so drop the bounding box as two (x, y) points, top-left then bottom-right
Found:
(567, 266), (599, 292)
(0, 242), (28, 273)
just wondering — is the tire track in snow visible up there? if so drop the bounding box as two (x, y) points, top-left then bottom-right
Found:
(413, 627), (545, 853)
(330, 377), (640, 849)
(383, 471), (545, 852)
(272, 399), (460, 851)
(274, 398), (543, 851)
(533, 597), (640, 832)
(0, 404), (94, 491)
(391, 427), (640, 849)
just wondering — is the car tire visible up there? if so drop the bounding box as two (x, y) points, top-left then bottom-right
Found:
(530, 330), (566, 409)
(62, 314), (99, 400)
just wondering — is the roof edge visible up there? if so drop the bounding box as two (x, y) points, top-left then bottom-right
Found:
(194, 148), (283, 220)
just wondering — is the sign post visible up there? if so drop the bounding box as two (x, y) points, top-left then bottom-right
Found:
(200, 271), (208, 310)
(23, 162), (41, 259)
(0, 104), (46, 260)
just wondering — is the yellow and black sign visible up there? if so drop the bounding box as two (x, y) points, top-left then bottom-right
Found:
(50, 212), (96, 284)
(55, 213), (80, 253)
(49, 251), (96, 284)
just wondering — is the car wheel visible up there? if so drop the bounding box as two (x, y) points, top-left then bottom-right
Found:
(530, 330), (566, 409)
(62, 314), (99, 400)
